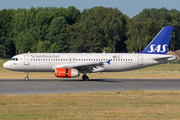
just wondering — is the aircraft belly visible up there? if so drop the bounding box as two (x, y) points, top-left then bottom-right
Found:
(104, 62), (138, 72)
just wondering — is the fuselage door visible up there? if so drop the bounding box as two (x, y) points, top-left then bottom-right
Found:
(138, 55), (143, 65)
(24, 55), (29, 65)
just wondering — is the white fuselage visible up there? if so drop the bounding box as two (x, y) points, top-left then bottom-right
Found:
(3, 53), (176, 73)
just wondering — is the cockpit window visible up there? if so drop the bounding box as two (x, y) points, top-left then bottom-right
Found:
(10, 58), (18, 61)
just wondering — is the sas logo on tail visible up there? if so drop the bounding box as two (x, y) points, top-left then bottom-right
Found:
(148, 44), (168, 53)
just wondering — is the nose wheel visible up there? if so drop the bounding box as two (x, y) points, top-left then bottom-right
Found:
(25, 72), (29, 81)
(25, 77), (29, 81)
(82, 75), (89, 81)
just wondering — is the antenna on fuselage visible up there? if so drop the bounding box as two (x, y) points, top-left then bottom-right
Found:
(28, 51), (30, 54)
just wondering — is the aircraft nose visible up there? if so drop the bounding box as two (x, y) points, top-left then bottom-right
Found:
(3, 62), (9, 69)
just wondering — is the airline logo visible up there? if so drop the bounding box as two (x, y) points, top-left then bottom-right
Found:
(148, 44), (168, 53)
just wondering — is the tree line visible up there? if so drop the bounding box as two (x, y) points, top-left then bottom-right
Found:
(0, 6), (180, 58)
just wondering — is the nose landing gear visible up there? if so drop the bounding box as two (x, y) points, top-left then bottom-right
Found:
(25, 72), (29, 81)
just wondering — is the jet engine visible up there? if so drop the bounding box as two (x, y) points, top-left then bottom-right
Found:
(55, 68), (79, 78)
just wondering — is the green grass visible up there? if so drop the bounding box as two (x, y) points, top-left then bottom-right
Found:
(0, 91), (180, 119)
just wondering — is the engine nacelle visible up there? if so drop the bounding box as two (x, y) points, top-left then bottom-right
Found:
(55, 68), (79, 78)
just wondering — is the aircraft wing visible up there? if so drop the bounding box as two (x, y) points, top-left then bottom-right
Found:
(52, 60), (111, 72)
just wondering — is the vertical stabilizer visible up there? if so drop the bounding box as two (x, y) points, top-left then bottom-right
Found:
(140, 26), (173, 54)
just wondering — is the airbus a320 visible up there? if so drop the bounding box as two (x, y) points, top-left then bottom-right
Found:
(3, 26), (176, 81)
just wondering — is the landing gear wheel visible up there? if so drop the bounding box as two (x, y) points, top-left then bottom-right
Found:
(82, 75), (89, 81)
(25, 72), (29, 81)
(25, 77), (29, 81)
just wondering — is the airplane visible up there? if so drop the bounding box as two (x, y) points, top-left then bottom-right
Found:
(3, 26), (176, 81)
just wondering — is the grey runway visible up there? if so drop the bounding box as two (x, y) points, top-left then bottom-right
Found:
(0, 79), (180, 95)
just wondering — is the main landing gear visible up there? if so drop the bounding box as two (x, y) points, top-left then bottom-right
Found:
(82, 75), (89, 81)
(25, 72), (29, 81)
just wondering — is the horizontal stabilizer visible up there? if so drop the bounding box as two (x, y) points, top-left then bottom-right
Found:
(153, 55), (176, 61)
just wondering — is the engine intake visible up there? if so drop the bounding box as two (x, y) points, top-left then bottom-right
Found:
(55, 68), (79, 78)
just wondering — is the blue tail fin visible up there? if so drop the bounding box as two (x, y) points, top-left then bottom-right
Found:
(140, 26), (173, 54)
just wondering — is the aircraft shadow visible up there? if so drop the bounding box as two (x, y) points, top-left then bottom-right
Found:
(0, 78), (124, 83)
(59, 79), (122, 83)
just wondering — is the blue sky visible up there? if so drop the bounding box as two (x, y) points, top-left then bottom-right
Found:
(0, 0), (180, 18)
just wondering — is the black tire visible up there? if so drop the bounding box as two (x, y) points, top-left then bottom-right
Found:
(82, 75), (89, 81)
(25, 77), (29, 81)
